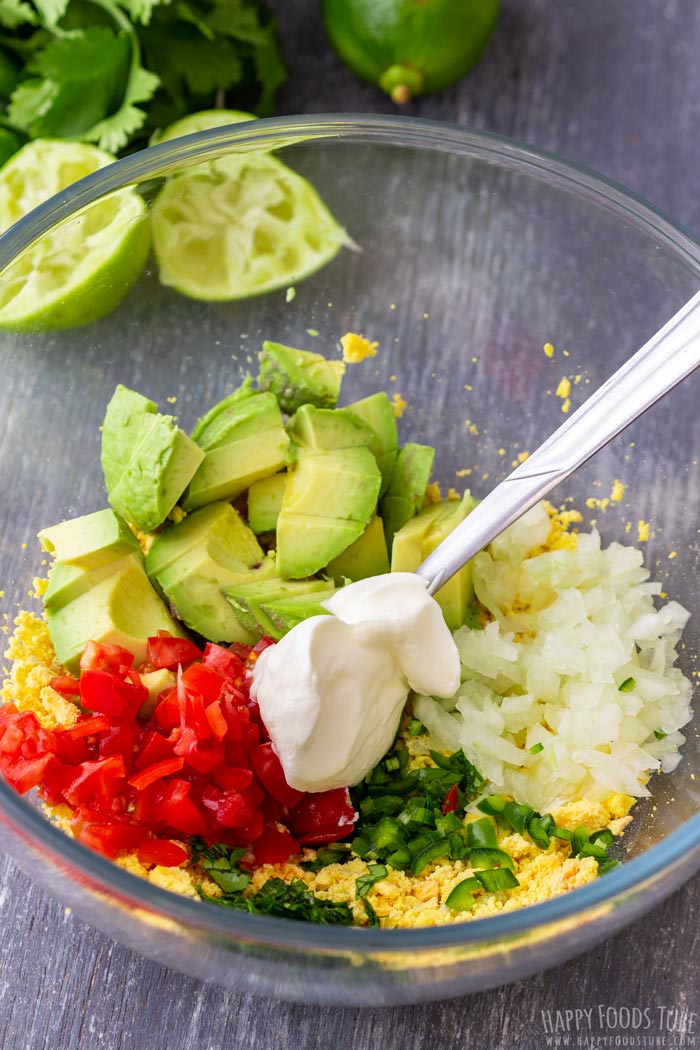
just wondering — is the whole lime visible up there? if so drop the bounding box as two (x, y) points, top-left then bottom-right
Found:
(321, 0), (500, 103)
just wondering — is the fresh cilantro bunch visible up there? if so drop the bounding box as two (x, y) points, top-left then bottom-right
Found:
(0, 0), (286, 156)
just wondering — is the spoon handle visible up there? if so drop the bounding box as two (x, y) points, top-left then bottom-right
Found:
(416, 288), (700, 594)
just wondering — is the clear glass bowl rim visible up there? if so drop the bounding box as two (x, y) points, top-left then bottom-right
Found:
(1, 113), (699, 953)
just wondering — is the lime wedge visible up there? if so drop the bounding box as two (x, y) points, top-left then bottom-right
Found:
(151, 149), (355, 302)
(0, 139), (149, 331)
(152, 109), (256, 145)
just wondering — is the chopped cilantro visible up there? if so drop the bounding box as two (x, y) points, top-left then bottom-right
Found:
(0, 0), (286, 156)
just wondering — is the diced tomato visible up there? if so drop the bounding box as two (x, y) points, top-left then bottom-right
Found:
(252, 823), (299, 865)
(442, 784), (458, 814)
(287, 787), (357, 844)
(211, 765), (254, 791)
(79, 670), (133, 719)
(49, 675), (81, 697)
(249, 742), (304, 808)
(228, 641), (253, 662)
(128, 756), (185, 792)
(137, 838), (189, 867)
(64, 715), (110, 740)
(62, 755), (127, 810)
(134, 730), (175, 770)
(252, 637), (274, 654)
(3, 752), (54, 793)
(180, 662), (228, 705)
(204, 700), (227, 741)
(80, 641), (135, 673)
(150, 779), (209, 836)
(147, 635), (202, 671)
(201, 643), (246, 680)
(78, 821), (143, 857)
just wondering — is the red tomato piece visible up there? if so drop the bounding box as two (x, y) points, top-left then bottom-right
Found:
(137, 839), (189, 867)
(152, 779), (209, 836)
(211, 765), (253, 791)
(201, 643), (246, 680)
(134, 730), (175, 770)
(3, 752), (54, 793)
(180, 662), (227, 705)
(49, 675), (81, 697)
(79, 670), (134, 719)
(146, 636), (202, 671)
(252, 637), (274, 655)
(252, 823), (299, 865)
(204, 700), (227, 741)
(249, 742), (304, 808)
(78, 821), (143, 857)
(80, 641), (135, 673)
(287, 787), (357, 844)
(128, 756), (185, 792)
(442, 784), (458, 814)
(62, 755), (127, 810)
(64, 715), (110, 740)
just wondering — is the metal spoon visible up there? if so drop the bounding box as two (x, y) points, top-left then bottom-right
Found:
(416, 289), (700, 594)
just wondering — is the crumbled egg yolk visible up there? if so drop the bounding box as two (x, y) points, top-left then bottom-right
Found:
(340, 332), (378, 363)
(391, 392), (407, 418)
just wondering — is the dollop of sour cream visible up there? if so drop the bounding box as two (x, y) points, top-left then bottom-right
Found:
(250, 573), (461, 792)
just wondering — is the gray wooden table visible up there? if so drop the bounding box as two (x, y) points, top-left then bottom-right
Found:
(3, 2), (700, 1047)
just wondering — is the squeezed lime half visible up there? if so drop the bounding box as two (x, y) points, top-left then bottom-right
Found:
(151, 148), (355, 302)
(0, 139), (149, 331)
(152, 109), (257, 145)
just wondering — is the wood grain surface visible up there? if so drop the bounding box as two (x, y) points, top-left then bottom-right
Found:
(2, 1), (700, 1047)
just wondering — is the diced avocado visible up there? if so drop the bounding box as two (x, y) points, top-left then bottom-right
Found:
(46, 557), (187, 674)
(195, 392), (283, 451)
(145, 502), (277, 643)
(184, 431), (289, 510)
(287, 404), (376, 452)
(277, 514), (366, 580)
(258, 341), (345, 414)
(183, 395), (289, 510)
(259, 588), (337, 640)
(326, 515), (390, 583)
(386, 501), (447, 571)
(102, 385), (204, 532)
(190, 376), (256, 443)
(43, 553), (142, 613)
(391, 492), (478, 630)
(247, 473), (286, 533)
(224, 578), (332, 639)
(139, 667), (176, 718)
(38, 508), (139, 570)
(277, 446), (382, 578)
(100, 385), (154, 494)
(344, 392), (399, 496)
(381, 442), (435, 552)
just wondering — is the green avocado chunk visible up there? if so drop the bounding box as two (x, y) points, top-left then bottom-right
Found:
(326, 514), (390, 583)
(259, 588), (337, 640)
(190, 377), (256, 443)
(224, 577), (333, 639)
(145, 502), (277, 643)
(258, 341), (345, 413)
(102, 384), (204, 532)
(184, 392), (289, 510)
(391, 492), (478, 630)
(276, 446), (382, 578)
(47, 556), (187, 673)
(247, 473), (286, 533)
(43, 553), (140, 613)
(344, 392), (399, 496)
(38, 508), (139, 570)
(287, 403), (376, 452)
(380, 442), (436, 552)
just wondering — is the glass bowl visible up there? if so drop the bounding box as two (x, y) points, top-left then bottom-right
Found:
(0, 115), (699, 1006)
